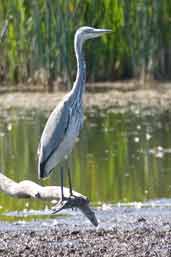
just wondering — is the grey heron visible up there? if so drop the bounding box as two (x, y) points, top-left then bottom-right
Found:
(38, 26), (111, 211)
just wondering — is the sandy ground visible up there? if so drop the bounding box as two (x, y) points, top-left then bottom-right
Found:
(1, 87), (171, 113)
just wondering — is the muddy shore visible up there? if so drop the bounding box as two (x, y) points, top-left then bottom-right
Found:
(1, 86), (171, 113)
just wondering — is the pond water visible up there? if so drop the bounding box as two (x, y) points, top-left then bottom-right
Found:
(0, 108), (171, 221)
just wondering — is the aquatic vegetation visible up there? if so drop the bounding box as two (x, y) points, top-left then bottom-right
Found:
(0, 1), (171, 89)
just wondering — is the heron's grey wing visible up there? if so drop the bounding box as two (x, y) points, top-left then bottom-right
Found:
(39, 100), (70, 164)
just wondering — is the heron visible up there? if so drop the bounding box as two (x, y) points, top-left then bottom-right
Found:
(38, 26), (111, 211)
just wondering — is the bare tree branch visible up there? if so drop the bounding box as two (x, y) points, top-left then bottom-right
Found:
(0, 172), (98, 226)
(0, 172), (83, 199)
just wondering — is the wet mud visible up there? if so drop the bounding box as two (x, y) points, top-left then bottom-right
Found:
(1, 87), (171, 113)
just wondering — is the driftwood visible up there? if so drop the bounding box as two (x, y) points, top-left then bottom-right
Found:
(0, 172), (98, 226)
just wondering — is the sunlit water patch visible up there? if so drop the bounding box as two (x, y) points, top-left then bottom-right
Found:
(0, 109), (171, 221)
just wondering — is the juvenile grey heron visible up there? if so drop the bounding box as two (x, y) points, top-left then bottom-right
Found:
(38, 26), (111, 210)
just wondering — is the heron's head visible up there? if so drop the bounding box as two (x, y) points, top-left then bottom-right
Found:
(75, 26), (112, 47)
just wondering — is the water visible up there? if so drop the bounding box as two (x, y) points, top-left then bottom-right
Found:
(0, 109), (171, 221)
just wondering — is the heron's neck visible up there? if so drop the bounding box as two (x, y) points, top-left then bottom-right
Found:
(71, 40), (86, 103)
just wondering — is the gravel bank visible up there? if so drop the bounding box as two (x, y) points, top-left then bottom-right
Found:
(1, 225), (170, 257)
(0, 206), (171, 256)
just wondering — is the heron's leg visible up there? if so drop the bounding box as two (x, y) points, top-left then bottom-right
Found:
(66, 158), (73, 196)
(67, 167), (73, 196)
(60, 166), (64, 201)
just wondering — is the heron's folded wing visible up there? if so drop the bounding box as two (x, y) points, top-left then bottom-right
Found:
(39, 101), (70, 163)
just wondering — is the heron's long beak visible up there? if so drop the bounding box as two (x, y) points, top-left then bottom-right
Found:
(95, 29), (112, 33)
(92, 28), (112, 38)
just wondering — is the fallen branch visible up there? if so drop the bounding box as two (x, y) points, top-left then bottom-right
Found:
(0, 172), (98, 226)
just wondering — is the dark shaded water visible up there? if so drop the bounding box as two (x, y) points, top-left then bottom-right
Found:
(0, 109), (171, 221)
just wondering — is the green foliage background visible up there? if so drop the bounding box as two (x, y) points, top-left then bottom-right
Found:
(0, 0), (171, 88)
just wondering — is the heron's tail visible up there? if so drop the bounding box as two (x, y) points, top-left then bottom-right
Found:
(38, 161), (48, 179)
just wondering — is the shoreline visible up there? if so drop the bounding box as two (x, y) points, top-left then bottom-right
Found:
(1, 86), (171, 113)
(0, 206), (171, 256)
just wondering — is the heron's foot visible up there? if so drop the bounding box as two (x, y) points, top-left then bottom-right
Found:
(51, 197), (69, 214)
(51, 194), (88, 214)
(51, 195), (98, 227)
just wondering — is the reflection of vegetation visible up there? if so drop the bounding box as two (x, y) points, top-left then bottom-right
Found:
(0, 1), (171, 88)
(0, 110), (171, 215)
